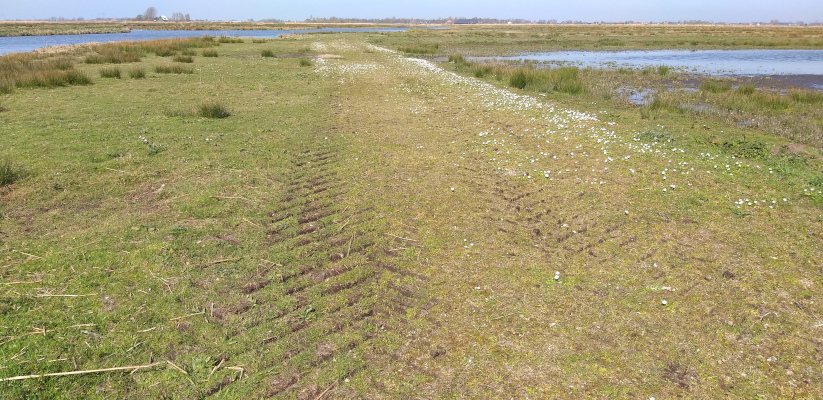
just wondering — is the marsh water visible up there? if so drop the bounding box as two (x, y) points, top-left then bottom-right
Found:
(0, 27), (413, 55)
(503, 49), (823, 77)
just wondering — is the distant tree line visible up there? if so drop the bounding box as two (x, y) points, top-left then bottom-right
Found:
(133, 6), (190, 21)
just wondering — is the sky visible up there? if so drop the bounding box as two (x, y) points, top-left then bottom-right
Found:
(1, 0), (821, 23)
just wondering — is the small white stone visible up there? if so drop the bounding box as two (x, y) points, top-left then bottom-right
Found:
(625, 210), (629, 215)
(450, 187), (455, 191)
(662, 300), (668, 306)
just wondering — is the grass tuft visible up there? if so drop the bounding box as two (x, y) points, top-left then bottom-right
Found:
(737, 84), (756, 95)
(172, 55), (194, 63)
(700, 80), (731, 93)
(202, 49), (218, 57)
(398, 43), (440, 54)
(99, 67), (121, 79)
(128, 68), (146, 79)
(0, 158), (25, 186)
(261, 49), (276, 58)
(155, 64), (193, 74)
(299, 58), (313, 67)
(218, 36), (243, 44)
(198, 102), (231, 119)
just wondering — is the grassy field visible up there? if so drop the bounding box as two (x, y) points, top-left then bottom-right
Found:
(1, 27), (823, 398)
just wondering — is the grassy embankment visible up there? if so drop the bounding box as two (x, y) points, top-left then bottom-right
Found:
(1, 28), (823, 398)
(373, 25), (823, 146)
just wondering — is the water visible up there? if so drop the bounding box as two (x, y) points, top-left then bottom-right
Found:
(0, 27), (413, 55)
(504, 50), (823, 77)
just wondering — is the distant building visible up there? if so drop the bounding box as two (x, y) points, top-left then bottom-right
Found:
(455, 18), (478, 24)
(159, 15), (169, 21)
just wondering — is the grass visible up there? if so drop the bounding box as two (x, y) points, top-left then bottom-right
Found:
(0, 52), (92, 91)
(398, 43), (440, 54)
(128, 67), (146, 79)
(700, 80), (732, 93)
(218, 36), (243, 44)
(299, 57), (313, 67)
(202, 49), (218, 57)
(261, 49), (275, 58)
(197, 102), (231, 118)
(155, 64), (193, 74)
(0, 158), (24, 186)
(2, 29), (823, 399)
(172, 54), (194, 63)
(98, 67), (120, 78)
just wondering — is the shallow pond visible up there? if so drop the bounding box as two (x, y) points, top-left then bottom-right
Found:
(0, 27), (413, 55)
(503, 49), (823, 77)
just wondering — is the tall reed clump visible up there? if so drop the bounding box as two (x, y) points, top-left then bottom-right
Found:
(90, 37), (218, 60)
(0, 158), (25, 186)
(700, 80), (732, 93)
(85, 49), (143, 64)
(218, 36), (243, 44)
(509, 66), (585, 95)
(129, 68), (146, 79)
(198, 102), (231, 119)
(202, 49), (218, 57)
(99, 67), (121, 78)
(0, 52), (92, 91)
(155, 64), (193, 74)
(398, 43), (440, 54)
(172, 54), (194, 63)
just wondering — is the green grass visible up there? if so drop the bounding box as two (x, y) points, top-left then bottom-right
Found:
(398, 43), (440, 54)
(700, 79), (732, 93)
(155, 64), (193, 74)
(2, 29), (823, 399)
(172, 54), (194, 63)
(128, 67), (146, 79)
(98, 67), (121, 78)
(299, 57), (313, 67)
(0, 158), (24, 186)
(218, 36), (243, 44)
(202, 49), (219, 57)
(261, 49), (275, 58)
(85, 50), (143, 64)
(197, 102), (231, 118)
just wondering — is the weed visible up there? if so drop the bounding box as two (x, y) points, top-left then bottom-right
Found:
(737, 84), (756, 95)
(155, 64), (193, 74)
(721, 137), (770, 158)
(298, 305), (316, 321)
(99, 67), (121, 79)
(299, 58), (313, 67)
(172, 55), (194, 63)
(0, 158), (25, 186)
(218, 36), (243, 44)
(198, 102), (231, 118)
(636, 127), (673, 142)
(789, 89), (823, 104)
(147, 142), (168, 155)
(398, 43), (440, 54)
(700, 80), (731, 93)
(261, 49), (276, 58)
(202, 49), (218, 57)
(448, 54), (468, 66)
(85, 50), (143, 64)
(656, 65), (671, 75)
(252, 39), (270, 44)
(128, 68), (146, 79)
(181, 49), (197, 56)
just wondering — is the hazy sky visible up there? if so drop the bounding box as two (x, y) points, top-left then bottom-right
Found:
(1, 0), (820, 23)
